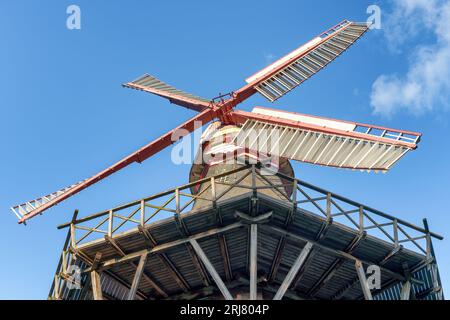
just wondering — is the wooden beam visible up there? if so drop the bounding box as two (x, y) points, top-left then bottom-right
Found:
(331, 277), (359, 300)
(333, 243), (403, 300)
(189, 239), (233, 300)
(91, 252), (102, 271)
(290, 213), (333, 290)
(218, 234), (232, 282)
(308, 259), (347, 297)
(127, 254), (148, 300)
(91, 252), (104, 300)
(90, 271), (103, 300)
(264, 225), (406, 282)
(291, 248), (318, 289)
(84, 222), (243, 273)
(308, 232), (365, 297)
(235, 210), (273, 223)
(249, 224), (258, 300)
(355, 260), (373, 300)
(268, 191), (298, 283)
(273, 242), (313, 300)
(400, 280), (411, 300)
(138, 225), (192, 292)
(104, 236), (167, 298)
(187, 244), (211, 287)
(70, 247), (149, 300)
(268, 237), (286, 282)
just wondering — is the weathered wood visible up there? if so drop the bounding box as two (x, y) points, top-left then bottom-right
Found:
(235, 210), (273, 223)
(71, 247), (149, 300)
(218, 234), (232, 282)
(137, 222), (239, 293)
(87, 222), (244, 273)
(359, 206), (364, 232)
(108, 210), (113, 237)
(90, 270), (103, 300)
(334, 239), (398, 300)
(127, 254), (148, 300)
(186, 243), (210, 287)
(90, 252), (103, 300)
(104, 236), (167, 298)
(308, 232), (365, 297)
(265, 225), (406, 282)
(70, 223), (76, 248)
(355, 260), (373, 300)
(249, 224), (258, 300)
(189, 239), (233, 300)
(140, 199), (145, 226)
(268, 237), (286, 282)
(291, 248), (318, 289)
(400, 280), (411, 300)
(273, 242), (313, 300)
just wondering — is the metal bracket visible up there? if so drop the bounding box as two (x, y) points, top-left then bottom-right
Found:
(235, 211), (273, 224)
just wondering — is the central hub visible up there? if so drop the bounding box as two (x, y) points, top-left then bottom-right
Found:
(189, 122), (295, 210)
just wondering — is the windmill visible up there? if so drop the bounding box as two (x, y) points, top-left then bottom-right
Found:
(11, 20), (421, 225)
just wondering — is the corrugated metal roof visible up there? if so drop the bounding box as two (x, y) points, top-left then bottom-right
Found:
(71, 193), (432, 300)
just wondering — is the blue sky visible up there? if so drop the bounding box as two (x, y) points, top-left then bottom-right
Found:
(1, 0), (449, 299)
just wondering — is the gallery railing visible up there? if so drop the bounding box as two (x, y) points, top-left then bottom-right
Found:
(49, 164), (443, 299)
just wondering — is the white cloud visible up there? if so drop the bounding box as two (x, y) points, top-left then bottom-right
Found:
(370, 0), (450, 116)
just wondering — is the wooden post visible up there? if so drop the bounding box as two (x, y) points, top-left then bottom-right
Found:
(359, 206), (364, 233)
(69, 209), (79, 249)
(355, 260), (373, 300)
(90, 271), (103, 300)
(62, 251), (67, 274)
(189, 239), (233, 300)
(249, 224), (258, 300)
(127, 254), (148, 300)
(211, 177), (216, 205)
(140, 200), (145, 226)
(91, 252), (103, 300)
(251, 165), (257, 198)
(70, 223), (76, 249)
(326, 193), (331, 220)
(393, 219), (399, 247)
(292, 180), (297, 208)
(400, 280), (411, 300)
(54, 275), (60, 300)
(108, 210), (113, 237)
(423, 219), (442, 299)
(175, 188), (180, 215)
(273, 242), (313, 300)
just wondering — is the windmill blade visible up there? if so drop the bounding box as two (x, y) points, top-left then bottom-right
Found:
(236, 20), (369, 103)
(123, 74), (212, 112)
(12, 108), (216, 224)
(230, 107), (420, 172)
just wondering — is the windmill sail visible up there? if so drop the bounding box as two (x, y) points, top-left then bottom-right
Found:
(12, 108), (216, 224)
(231, 107), (420, 172)
(244, 20), (369, 102)
(11, 180), (88, 221)
(123, 74), (212, 112)
(11, 19), (407, 225)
